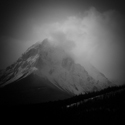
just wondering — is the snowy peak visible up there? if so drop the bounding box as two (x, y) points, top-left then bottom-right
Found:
(0, 40), (42, 87)
(0, 38), (57, 87)
(0, 38), (112, 95)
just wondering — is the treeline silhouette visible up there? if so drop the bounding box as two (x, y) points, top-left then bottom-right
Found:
(2, 84), (125, 124)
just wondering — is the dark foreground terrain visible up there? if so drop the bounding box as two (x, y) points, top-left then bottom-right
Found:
(1, 85), (125, 125)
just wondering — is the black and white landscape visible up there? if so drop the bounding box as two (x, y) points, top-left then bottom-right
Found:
(0, 38), (112, 104)
(0, 0), (125, 124)
(0, 37), (125, 124)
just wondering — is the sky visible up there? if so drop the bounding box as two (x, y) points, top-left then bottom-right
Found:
(0, 0), (125, 84)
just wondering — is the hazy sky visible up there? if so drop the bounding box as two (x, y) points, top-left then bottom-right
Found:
(0, 0), (125, 83)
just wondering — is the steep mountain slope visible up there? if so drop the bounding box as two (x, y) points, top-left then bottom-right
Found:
(0, 73), (72, 105)
(0, 38), (112, 104)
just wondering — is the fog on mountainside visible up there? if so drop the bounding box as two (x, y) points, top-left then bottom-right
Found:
(0, 5), (125, 84)
(0, 38), (114, 105)
(0, 1), (125, 124)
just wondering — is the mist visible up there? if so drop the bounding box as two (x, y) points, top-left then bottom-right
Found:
(41, 8), (125, 84)
(0, 1), (125, 84)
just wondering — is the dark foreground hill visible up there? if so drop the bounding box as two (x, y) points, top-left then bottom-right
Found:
(1, 84), (125, 125)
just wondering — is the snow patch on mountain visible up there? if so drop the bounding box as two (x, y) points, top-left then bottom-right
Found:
(0, 39), (112, 95)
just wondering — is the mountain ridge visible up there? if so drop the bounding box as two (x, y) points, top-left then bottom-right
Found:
(0, 38), (112, 104)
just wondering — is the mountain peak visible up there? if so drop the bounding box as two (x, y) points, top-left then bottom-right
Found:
(0, 38), (112, 96)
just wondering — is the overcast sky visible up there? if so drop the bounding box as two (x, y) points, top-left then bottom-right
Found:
(0, 0), (125, 84)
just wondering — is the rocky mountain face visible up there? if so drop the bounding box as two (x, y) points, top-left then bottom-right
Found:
(0, 38), (112, 104)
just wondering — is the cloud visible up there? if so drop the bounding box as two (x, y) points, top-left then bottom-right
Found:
(37, 7), (125, 83)
(1, 6), (125, 83)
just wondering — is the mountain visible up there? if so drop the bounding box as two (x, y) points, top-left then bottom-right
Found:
(0, 38), (112, 105)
